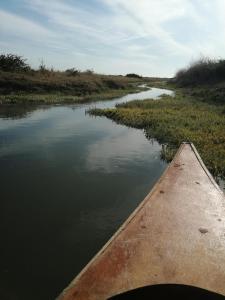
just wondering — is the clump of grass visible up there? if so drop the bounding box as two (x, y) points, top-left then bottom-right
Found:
(89, 93), (225, 179)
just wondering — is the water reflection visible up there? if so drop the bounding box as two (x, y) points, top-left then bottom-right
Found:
(0, 87), (173, 120)
(0, 88), (170, 300)
(85, 129), (161, 173)
(0, 104), (45, 120)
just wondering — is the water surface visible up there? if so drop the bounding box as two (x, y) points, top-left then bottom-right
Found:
(0, 88), (172, 300)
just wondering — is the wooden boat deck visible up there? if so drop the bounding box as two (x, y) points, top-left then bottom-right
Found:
(58, 143), (225, 300)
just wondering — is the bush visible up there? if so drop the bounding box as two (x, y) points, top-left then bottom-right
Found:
(65, 68), (80, 76)
(174, 58), (225, 86)
(84, 69), (94, 75)
(0, 54), (30, 72)
(126, 73), (142, 78)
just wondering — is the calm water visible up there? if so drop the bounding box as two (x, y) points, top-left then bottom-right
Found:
(0, 88), (173, 300)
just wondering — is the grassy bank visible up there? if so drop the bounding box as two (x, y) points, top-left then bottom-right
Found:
(0, 87), (143, 105)
(0, 68), (144, 104)
(173, 58), (225, 105)
(89, 91), (225, 180)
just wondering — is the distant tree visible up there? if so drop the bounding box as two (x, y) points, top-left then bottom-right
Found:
(126, 73), (142, 78)
(0, 53), (30, 72)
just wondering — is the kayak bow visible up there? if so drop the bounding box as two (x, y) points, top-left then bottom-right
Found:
(58, 143), (225, 300)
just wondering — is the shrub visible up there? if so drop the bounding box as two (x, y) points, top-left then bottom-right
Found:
(174, 57), (225, 86)
(0, 54), (30, 72)
(84, 69), (94, 75)
(65, 68), (80, 76)
(126, 73), (142, 78)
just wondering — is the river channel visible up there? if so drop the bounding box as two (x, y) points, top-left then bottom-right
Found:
(0, 87), (173, 300)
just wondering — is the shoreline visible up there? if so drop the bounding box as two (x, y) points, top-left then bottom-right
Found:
(89, 85), (225, 181)
(0, 85), (150, 106)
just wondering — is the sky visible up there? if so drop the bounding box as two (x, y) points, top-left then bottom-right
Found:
(0, 0), (225, 77)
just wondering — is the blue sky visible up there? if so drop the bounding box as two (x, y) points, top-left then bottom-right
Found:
(1, 0), (225, 76)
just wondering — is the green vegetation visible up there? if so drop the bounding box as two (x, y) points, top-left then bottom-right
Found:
(181, 85), (225, 105)
(89, 92), (225, 180)
(2, 54), (225, 179)
(0, 54), (144, 104)
(174, 57), (225, 86)
(174, 58), (225, 105)
(126, 73), (142, 78)
(0, 54), (30, 72)
(0, 88), (142, 105)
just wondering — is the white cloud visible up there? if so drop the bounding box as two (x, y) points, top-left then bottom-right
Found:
(101, 0), (196, 52)
(0, 9), (53, 41)
(25, 0), (118, 45)
(1, 0), (225, 76)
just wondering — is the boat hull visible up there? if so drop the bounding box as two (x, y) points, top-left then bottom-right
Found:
(58, 143), (225, 300)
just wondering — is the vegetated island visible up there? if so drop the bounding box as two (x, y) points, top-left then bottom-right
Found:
(89, 58), (225, 181)
(0, 54), (152, 105)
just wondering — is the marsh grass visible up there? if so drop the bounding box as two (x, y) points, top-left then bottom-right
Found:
(0, 70), (140, 94)
(89, 93), (225, 179)
(0, 69), (144, 104)
(182, 85), (225, 105)
(0, 87), (142, 105)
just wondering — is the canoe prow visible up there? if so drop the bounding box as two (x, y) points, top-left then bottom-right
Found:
(58, 143), (225, 300)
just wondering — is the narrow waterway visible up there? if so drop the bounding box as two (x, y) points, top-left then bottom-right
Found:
(0, 87), (173, 300)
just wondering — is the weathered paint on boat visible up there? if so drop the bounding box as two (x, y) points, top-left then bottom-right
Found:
(57, 143), (225, 300)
